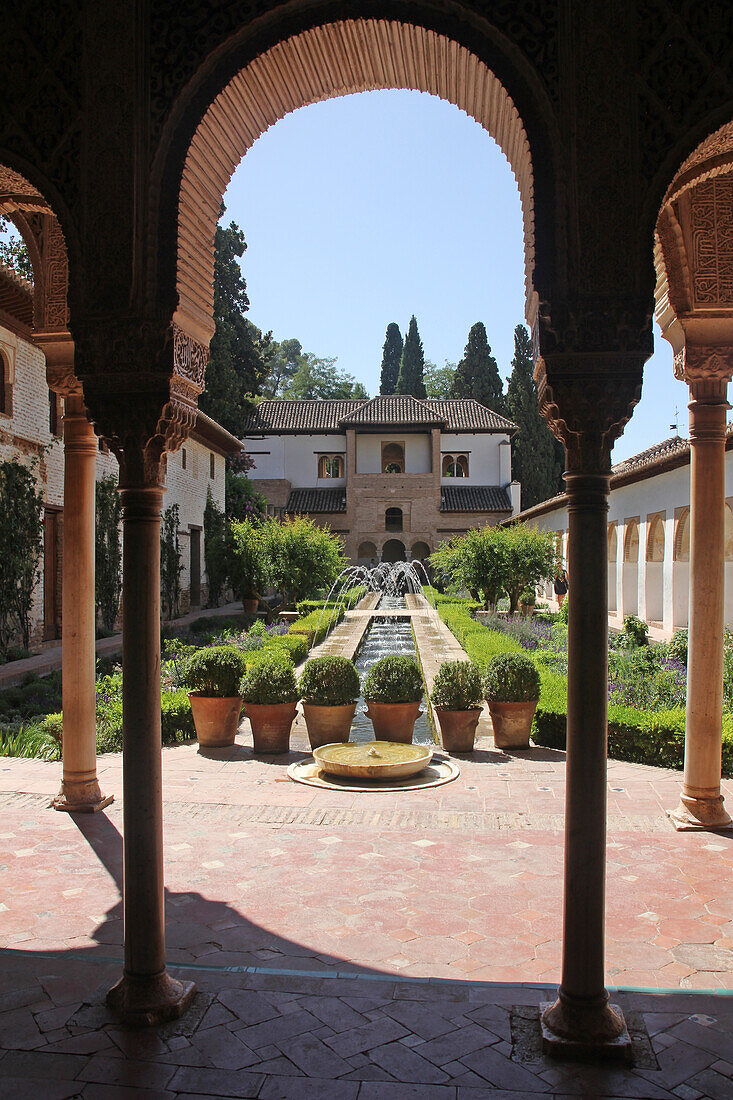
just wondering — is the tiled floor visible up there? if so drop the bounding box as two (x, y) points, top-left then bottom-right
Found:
(1, 730), (731, 1097)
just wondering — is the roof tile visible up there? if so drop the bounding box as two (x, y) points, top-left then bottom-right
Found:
(285, 487), (347, 513)
(440, 485), (512, 512)
(241, 397), (516, 434)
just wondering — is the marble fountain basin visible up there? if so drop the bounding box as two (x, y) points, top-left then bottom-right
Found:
(312, 740), (433, 781)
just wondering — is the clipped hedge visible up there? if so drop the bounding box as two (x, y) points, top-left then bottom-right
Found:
(436, 597), (733, 775)
(289, 606), (344, 648)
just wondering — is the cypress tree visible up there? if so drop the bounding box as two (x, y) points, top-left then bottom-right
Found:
(396, 315), (427, 399)
(505, 324), (564, 508)
(379, 323), (403, 394)
(450, 321), (505, 415)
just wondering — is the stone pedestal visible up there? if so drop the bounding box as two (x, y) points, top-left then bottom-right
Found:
(106, 483), (194, 1023)
(53, 395), (112, 814)
(669, 385), (732, 831)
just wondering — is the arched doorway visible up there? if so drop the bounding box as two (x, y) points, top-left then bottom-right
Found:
(357, 540), (377, 566)
(645, 513), (665, 624)
(382, 538), (406, 563)
(673, 507), (690, 628)
(385, 507), (403, 532)
(607, 524), (617, 614)
(623, 519), (639, 617)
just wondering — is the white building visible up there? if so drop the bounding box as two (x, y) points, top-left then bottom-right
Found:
(0, 280), (242, 643)
(242, 395), (520, 564)
(511, 433), (733, 637)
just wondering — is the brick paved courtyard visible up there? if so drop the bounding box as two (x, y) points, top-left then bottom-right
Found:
(1, 725), (731, 1097)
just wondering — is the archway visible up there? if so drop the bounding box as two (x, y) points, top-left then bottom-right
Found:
(645, 514), (665, 625)
(623, 519), (639, 617)
(382, 538), (406, 563)
(357, 540), (377, 566)
(411, 540), (430, 562)
(673, 507), (690, 628)
(607, 524), (617, 614)
(172, 19), (539, 351)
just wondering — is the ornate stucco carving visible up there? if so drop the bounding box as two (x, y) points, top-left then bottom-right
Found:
(690, 180), (733, 308)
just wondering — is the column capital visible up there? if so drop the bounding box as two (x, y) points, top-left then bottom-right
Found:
(36, 331), (82, 398)
(677, 345), (733, 400)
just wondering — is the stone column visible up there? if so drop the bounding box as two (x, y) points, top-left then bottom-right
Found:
(669, 376), (732, 830)
(106, 471), (195, 1024)
(53, 395), (112, 813)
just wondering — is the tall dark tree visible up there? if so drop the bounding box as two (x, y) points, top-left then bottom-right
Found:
(396, 315), (427, 399)
(451, 322), (505, 414)
(379, 323), (403, 394)
(506, 324), (564, 508)
(199, 210), (269, 436)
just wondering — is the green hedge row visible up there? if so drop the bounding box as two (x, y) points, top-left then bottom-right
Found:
(436, 597), (733, 775)
(289, 606), (345, 648)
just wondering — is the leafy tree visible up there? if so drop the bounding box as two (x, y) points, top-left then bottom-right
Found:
(506, 324), (564, 507)
(199, 209), (270, 435)
(451, 322), (505, 414)
(160, 503), (183, 620)
(396, 315), (427, 398)
(226, 518), (271, 602)
(264, 516), (347, 608)
(379, 323), (403, 394)
(424, 361), (456, 398)
(95, 475), (122, 633)
(225, 470), (267, 521)
(283, 353), (368, 399)
(203, 491), (228, 607)
(0, 216), (33, 282)
(0, 460), (44, 651)
(262, 337), (304, 397)
(501, 524), (558, 613)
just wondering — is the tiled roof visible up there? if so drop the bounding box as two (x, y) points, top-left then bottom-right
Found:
(285, 487), (347, 513)
(339, 395), (445, 427)
(240, 397), (516, 433)
(611, 435), (689, 475)
(425, 399), (516, 432)
(440, 485), (512, 513)
(241, 400), (367, 433)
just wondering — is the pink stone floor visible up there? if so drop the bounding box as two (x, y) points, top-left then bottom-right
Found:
(1, 730), (732, 1097)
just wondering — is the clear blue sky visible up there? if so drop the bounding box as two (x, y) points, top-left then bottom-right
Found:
(223, 90), (688, 462)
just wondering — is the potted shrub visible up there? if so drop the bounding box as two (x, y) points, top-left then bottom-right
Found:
(239, 654), (299, 753)
(483, 652), (540, 749)
(519, 587), (536, 617)
(362, 655), (423, 743)
(183, 645), (248, 748)
(298, 655), (360, 749)
(430, 659), (484, 752)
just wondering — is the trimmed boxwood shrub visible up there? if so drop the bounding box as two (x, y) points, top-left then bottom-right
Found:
(161, 690), (196, 743)
(270, 633), (309, 664)
(363, 655), (423, 704)
(430, 660), (483, 710)
(299, 656), (360, 706)
(483, 653), (541, 702)
(183, 646), (248, 697)
(289, 606), (344, 647)
(239, 656), (299, 705)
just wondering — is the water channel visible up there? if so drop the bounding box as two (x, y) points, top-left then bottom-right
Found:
(349, 595), (436, 746)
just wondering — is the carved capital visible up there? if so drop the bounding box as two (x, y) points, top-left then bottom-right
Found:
(674, 345), (733, 396)
(36, 331), (82, 398)
(72, 316), (208, 487)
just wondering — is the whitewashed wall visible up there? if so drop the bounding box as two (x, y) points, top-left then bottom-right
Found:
(440, 432), (507, 484)
(356, 433), (432, 474)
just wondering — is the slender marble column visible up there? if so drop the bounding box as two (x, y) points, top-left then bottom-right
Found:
(541, 468), (629, 1057)
(669, 383), (732, 830)
(53, 395), (112, 813)
(106, 482), (194, 1024)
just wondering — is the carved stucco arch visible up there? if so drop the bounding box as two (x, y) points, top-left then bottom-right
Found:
(175, 19), (537, 348)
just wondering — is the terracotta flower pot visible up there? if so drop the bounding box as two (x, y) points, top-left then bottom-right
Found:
(486, 699), (538, 749)
(364, 700), (422, 743)
(242, 597), (259, 615)
(188, 694), (243, 748)
(243, 700), (298, 753)
(302, 702), (357, 749)
(434, 707), (482, 753)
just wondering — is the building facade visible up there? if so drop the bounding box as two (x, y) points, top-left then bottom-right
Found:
(512, 434), (733, 637)
(0, 303), (241, 644)
(242, 394), (520, 564)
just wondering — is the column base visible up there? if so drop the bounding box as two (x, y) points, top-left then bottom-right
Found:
(667, 793), (732, 831)
(53, 778), (114, 814)
(540, 995), (631, 1063)
(107, 970), (196, 1027)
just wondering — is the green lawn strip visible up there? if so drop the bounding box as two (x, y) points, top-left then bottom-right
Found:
(433, 595), (733, 775)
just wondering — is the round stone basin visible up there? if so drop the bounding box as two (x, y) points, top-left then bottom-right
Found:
(313, 740), (434, 781)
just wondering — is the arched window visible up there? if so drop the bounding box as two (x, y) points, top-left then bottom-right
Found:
(442, 453), (468, 477)
(646, 514), (665, 562)
(385, 507), (403, 532)
(624, 520), (639, 563)
(382, 442), (404, 474)
(0, 348), (12, 417)
(607, 524), (617, 562)
(674, 508), (690, 562)
(318, 454), (344, 479)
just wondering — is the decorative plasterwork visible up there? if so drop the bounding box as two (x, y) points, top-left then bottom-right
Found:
(178, 19), (535, 341)
(690, 180), (733, 308)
